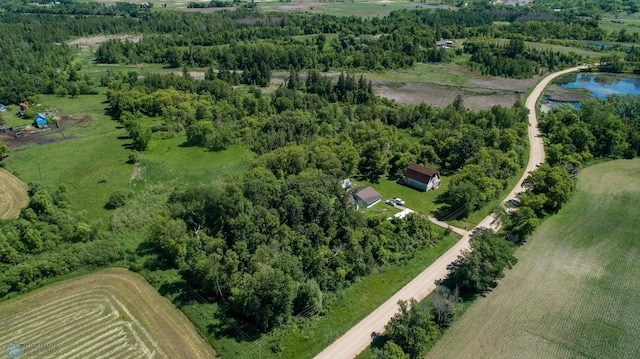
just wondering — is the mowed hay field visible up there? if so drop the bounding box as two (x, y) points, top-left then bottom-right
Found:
(0, 168), (28, 219)
(0, 268), (217, 359)
(427, 159), (640, 359)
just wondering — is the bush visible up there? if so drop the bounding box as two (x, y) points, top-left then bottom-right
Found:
(107, 188), (134, 209)
(128, 151), (140, 164)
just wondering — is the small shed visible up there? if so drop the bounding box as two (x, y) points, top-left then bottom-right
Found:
(34, 113), (48, 128)
(400, 163), (441, 192)
(0, 104), (6, 112)
(352, 186), (381, 209)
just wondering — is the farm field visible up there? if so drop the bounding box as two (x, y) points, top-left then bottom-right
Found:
(0, 168), (28, 219)
(427, 159), (640, 359)
(257, 0), (454, 17)
(490, 38), (605, 58)
(0, 268), (217, 359)
(600, 13), (640, 34)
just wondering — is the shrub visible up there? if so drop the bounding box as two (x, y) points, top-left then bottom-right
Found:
(107, 188), (134, 209)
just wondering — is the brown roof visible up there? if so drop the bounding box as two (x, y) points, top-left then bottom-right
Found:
(404, 163), (438, 184)
(353, 186), (381, 204)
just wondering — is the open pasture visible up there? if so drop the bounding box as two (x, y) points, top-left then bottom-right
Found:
(427, 159), (640, 359)
(600, 13), (640, 34)
(0, 168), (28, 220)
(367, 62), (538, 110)
(257, 0), (454, 17)
(0, 268), (216, 359)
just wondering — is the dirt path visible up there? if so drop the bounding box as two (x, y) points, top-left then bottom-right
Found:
(313, 65), (588, 359)
(0, 168), (28, 219)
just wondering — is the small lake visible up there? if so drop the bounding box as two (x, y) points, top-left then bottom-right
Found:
(542, 73), (640, 111)
(558, 73), (640, 99)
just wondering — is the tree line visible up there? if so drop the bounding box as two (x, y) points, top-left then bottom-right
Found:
(1, 1), (634, 104)
(0, 184), (124, 297)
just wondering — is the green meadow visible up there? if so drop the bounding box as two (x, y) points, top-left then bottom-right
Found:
(428, 159), (640, 358)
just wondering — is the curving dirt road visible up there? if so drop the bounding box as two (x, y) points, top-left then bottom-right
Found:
(313, 65), (588, 359)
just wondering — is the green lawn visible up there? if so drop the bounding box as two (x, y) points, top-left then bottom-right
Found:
(2, 92), (255, 225)
(137, 136), (255, 187)
(427, 158), (640, 359)
(357, 175), (447, 217)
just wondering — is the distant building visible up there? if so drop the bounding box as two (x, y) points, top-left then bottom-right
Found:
(400, 163), (441, 192)
(352, 186), (381, 209)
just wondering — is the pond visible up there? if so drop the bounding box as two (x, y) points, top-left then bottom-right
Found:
(559, 73), (640, 99)
(542, 73), (640, 111)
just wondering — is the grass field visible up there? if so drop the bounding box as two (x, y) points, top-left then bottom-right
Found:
(491, 38), (605, 59)
(257, 0), (454, 17)
(2, 94), (132, 224)
(427, 158), (640, 358)
(0, 268), (216, 359)
(600, 13), (640, 34)
(139, 136), (254, 188)
(0, 168), (28, 219)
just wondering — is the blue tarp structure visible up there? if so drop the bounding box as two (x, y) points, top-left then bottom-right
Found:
(0, 104), (6, 112)
(34, 113), (47, 128)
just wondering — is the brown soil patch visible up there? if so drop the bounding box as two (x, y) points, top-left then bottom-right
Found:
(0, 268), (217, 359)
(68, 35), (142, 50)
(263, 1), (328, 12)
(175, 71), (206, 80)
(373, 82), (527, 110)
(177, 6), (232, 12)
(0, 168), (28, 219)
(0, 115), (90, 149)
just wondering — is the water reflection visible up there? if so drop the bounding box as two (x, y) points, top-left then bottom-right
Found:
(560, 73), (640, 100)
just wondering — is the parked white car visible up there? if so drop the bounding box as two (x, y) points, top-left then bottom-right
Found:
(392, 198), (405, 206)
